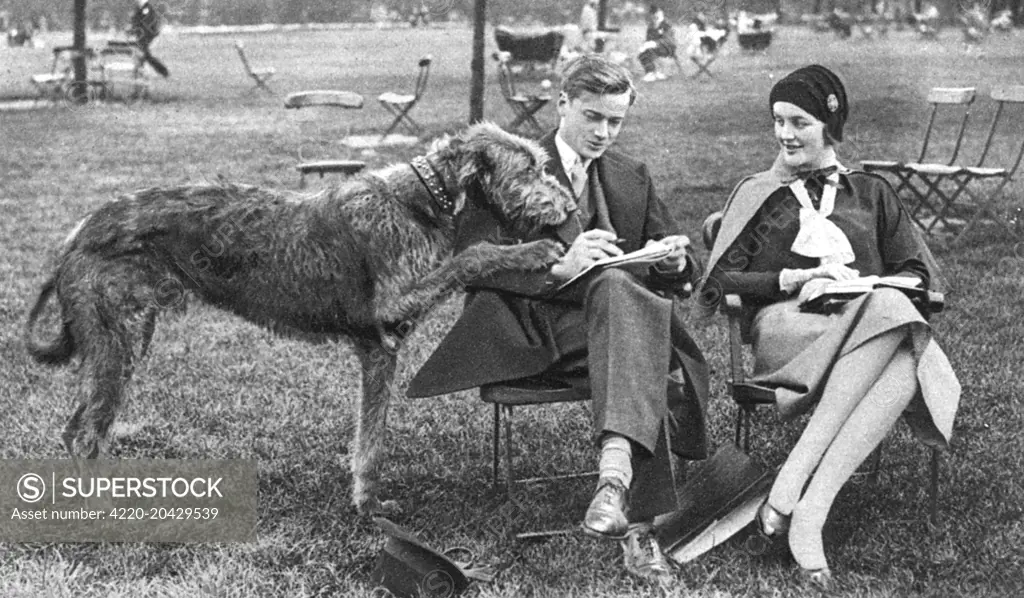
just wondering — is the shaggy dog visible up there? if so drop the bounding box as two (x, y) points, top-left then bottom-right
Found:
(25, 122), (574, 514)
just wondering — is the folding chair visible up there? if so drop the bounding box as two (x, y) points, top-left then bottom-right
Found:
(284, 90), (367, 188)
(701, 211), (946, 524)
(861, 87), (976, 233)
(934, 85), (1024, 245)
(234, 41), (275, 95)
(30, 50), (73, 105)
(492, 51), (552, 137)
(480, 378), (597, 539)
(377, 56), (432, 141)
(98, 41), (150, 102)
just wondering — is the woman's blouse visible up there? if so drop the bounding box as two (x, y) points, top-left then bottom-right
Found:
(709, 172), (930, 310)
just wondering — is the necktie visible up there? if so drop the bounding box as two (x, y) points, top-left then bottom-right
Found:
(570, 159), (588, 199)
(570, 159), (591, 225)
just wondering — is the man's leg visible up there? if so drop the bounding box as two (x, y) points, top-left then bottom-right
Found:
(580, 268), (676, 536)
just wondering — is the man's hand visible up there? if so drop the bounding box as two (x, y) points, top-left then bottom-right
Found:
(653, 235), (690, 273)
(550, 229), (623, 280)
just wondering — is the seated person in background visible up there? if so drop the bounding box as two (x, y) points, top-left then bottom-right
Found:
(408, 54), (709, 584)
(639, 5), (677, 82)
(699, 65), (960, 590)
(578, 0), (599, 52)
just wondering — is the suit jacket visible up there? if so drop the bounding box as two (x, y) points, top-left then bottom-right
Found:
(407, 130), (703, 398)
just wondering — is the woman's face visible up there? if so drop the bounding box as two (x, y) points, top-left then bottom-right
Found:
(773, 101), (829, 171)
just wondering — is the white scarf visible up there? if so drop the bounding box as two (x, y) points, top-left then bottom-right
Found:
(789, 172), (855, 265)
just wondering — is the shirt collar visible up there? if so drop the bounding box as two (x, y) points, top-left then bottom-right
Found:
(555, 131), (591, 177)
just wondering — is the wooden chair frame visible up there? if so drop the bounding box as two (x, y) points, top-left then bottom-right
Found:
(235, 41), (275, 95)
(930, 85), (1024, 245)
(492, 52), (552, 136)
(862, 87), (976, 234)
(284, 90), (367, 188)
(701, 211), (945, 524)
(378, 56), (432, 140)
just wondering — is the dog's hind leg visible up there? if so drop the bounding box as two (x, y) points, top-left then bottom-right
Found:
(63, 302), (141, 458)
(350, 335), (399, 515)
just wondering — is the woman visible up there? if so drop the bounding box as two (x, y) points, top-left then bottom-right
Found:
(699, 65), (960, 588)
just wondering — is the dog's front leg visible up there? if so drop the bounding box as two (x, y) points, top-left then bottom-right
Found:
(351, 337), (400, 515)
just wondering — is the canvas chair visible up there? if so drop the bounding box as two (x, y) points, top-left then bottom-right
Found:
(701, 211), (946, 524)
(862, 87), (976, 234)
(30, 48), (74, 104)
(31, 46), (103, 104)
(284, 90), (367, 188)
(235, 41), (275, 95)
(480, 378), (596, 539)
(929, 85), (1024, 245)
(98, 41), (150, 102)
(492, 51), (552, 136)
(378, 56), (432, 140)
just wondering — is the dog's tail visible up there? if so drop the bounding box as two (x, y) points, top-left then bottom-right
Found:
(25, 276), (75, 366)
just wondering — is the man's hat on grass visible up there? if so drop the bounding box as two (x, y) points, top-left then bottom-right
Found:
(370, 517), (494, 598)
(769, 64), (848, 142)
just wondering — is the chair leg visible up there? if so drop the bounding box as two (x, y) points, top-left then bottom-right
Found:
(503, 405), (514, 499)
(492, 403), (501, 489)
(929, 447), (940, 525)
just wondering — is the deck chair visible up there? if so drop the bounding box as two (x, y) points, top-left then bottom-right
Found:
(701, 211), (946, 524)
(235, 41), (275, 95)
(862, 87), (976, 234)
(492, 51), (552, 137)
(480, 378), (597, 539)
(377, 56), (432, 140)
(284, 90), (367, 188)
(98, 41), (150, 102)
(929, 86), (1024, 244)
(30, 49), (73, 104)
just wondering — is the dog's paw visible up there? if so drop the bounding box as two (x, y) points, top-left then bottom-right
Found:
(522, 239), (565, 268)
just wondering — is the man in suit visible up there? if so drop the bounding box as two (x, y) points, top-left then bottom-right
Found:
(129, 0), (169, 77)
(407, 54), (708, 582)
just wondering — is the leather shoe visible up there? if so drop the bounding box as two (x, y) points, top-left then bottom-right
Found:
(756, 500), (791, 538)
(797, 566), (833, 592)
(582, 478), (628, 538)
(621, 522), (674, 585)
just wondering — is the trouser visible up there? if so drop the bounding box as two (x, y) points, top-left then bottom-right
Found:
(638, 41), (674, 73)
(539, 268), (708, 521)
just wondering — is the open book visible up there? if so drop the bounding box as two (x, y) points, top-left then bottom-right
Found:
(799, 275), (925, 313)
(556, 241), (673, 291)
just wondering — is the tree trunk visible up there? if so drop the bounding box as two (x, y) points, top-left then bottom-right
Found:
(71, 0), (88, 104)
(469, 0), (486, 124)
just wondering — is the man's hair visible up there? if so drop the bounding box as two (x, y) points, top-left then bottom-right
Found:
(560, 55), (637, 106)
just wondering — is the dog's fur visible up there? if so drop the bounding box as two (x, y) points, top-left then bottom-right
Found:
(25, 122), (574, 513)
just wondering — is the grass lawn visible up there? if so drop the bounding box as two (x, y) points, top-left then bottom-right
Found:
(2, 23), (1023, 597)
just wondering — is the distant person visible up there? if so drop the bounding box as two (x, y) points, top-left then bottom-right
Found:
(410, 2), (430, 27)
(129, 0), (170, 77)
(638, 5), (676, 82)
(579, 0), (599, 52)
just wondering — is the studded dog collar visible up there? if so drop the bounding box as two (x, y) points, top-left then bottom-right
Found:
(410, 155), (457, 216)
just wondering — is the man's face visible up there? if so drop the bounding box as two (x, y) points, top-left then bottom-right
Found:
(557, 90), (632, 160)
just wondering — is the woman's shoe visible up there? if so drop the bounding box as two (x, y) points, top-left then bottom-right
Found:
(756, 500), (791, 538)
(796, 566), (833, 592)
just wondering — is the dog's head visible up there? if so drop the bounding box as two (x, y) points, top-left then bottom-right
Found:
(431, 122), (575, 235)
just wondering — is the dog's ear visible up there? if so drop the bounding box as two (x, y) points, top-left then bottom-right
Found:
(429, 133), (460, 155)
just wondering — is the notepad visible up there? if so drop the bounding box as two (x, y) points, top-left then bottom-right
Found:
(556, 241), (673, 291)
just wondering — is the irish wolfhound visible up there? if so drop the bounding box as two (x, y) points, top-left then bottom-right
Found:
(24, 122), (574, 514)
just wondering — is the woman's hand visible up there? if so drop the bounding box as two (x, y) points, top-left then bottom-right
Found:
(797, 277), (833, 304)
(810, 263), (860, 281)
(550, 229), (623, 280)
